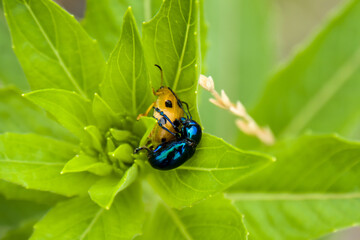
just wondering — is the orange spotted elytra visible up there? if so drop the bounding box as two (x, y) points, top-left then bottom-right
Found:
(137, 65), (185, 146)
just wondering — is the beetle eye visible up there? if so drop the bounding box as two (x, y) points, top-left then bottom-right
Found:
(180, 117), (186, 122)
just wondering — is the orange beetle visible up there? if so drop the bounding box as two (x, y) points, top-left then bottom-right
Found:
(137, 65), (185, 146)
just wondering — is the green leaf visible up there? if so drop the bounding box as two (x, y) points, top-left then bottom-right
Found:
(0, 180), (66, 205)
(0, 195), (48, 239)
(0, 133), (98, 196)
(89, 164), (138, 209)
(0, 7), (27, 90)
(250, 0), (360, 140)
(0, 87), (74, 142)
(143, 0), (201, 120)
(110, 143), (134, 164)
(227, 135), (360, 240)
(100, 8), (153, 116)
(132, 116), (156, 143)
(148, 133), (274, 208)
(199, 0), (208, 72)
(82, 0), (162, 57)
(142, 195), (247, 240)
(24, 89), (94, 138)
(31, 185), (145, 240)
(83, 125), (104, 153)
(3, 0), (105, 98)
(109, 129), (134, 143)
(1, 219), (37, 240)
(92, 93), (118, 131)
(61, 153), (112, 177)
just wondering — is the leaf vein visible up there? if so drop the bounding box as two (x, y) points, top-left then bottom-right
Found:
(24, 1), (88, 99)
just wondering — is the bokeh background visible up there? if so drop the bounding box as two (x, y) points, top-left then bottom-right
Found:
(1, 0), (358, 239)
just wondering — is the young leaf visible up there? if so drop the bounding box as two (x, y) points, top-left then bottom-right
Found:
(132, 116), (157, 141)
(89, 164), (138, 209)
(82, 0), (162, 56)
(250, 0), (360, 140)
(0, 133), (98, 196)
(148, 133), (274, 208)
(111, 143), (134, 164)
(142, 195), (247, 240)
(31, 185), (145, 240)
(0, 180), (66, 206)
(83, 125), (104, 153)
(0, 87), (74, 142)
(227, 135), (360, 240)
(100, 8), (153, 116)
(143, 0), (201, 120)
(92, 93), (118, 131)
(61, 153), (112, 177)
(3, 0), (105, 98)
(24, 89), (94, 138)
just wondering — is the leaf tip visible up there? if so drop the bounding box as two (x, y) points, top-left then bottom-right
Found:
(125, 6), (133, 17)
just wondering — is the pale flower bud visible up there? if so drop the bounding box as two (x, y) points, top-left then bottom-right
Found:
(199, 74), (275, 145)
(199, 75), (214, 91)
(209, 98), (226, 109)
(220, 90), (232, 107)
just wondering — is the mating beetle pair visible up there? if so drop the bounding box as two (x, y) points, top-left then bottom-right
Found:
(135, 65), (202, 170)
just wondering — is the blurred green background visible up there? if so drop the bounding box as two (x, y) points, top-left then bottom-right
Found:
(1, 0), (359, 239)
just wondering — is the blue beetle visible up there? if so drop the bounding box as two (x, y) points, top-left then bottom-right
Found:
(135, 105), (202, 170)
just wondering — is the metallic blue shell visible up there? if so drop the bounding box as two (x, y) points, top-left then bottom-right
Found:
(148, 139), (196, 170)
(181, 120), (202, 145)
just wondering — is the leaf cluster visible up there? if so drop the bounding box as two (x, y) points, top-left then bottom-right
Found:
(0, 0), (271, 239)
(0, 0), (359, 239)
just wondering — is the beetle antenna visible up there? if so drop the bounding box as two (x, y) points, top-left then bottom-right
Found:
(154, 64), (164, 86)
(181, 101), (192, 119)
(166, 87), (189, 119)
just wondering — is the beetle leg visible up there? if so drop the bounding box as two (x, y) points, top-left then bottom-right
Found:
(134, 146), (151, 154)
(136, 102), (155, 120)
(181, 101), (191, 119)
(152, 115), (178, 138)
(152, 87), (157, 95)
(153, 107), (181, 132)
